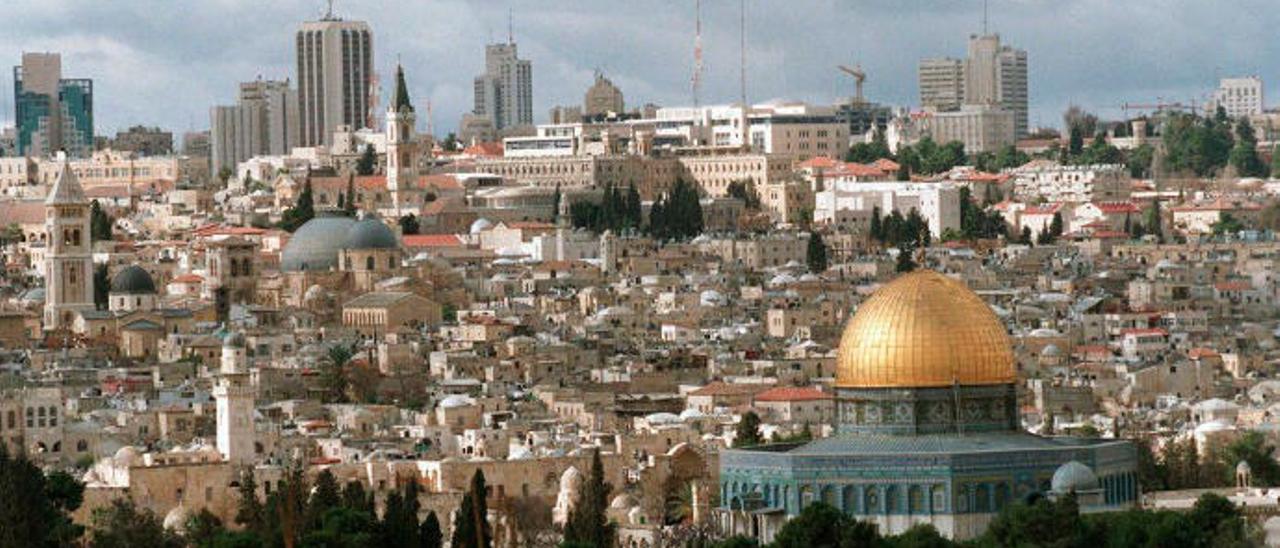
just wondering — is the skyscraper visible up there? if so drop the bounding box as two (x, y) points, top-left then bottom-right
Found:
(472, 42), (533, 131)
(210, 79), (298, 177)
(918, 58), (965, 112)
(13, 53), (93, 158)
(964, 34), (1028, 139)
(295, 12), (373, 147)
(918, 34), (1028, 139)
(583, 72), (624, 118)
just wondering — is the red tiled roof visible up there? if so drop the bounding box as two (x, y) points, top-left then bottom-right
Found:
(171, 274), (203, 283)
(0, 201), (44, 224)
(753, 386), (831, 402)
(464, 142), (504, 157)
(871, 158), (901, 172)
(1092, 201), (1139, 214)
(689, 382), (767, 397)
(798, 156), (841, 169)
(403, 234), (465, 248)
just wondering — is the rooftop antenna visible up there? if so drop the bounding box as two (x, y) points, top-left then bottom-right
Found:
(740, 0), (747, 106)
(508, 7), (514, 45)
(692, 0), (703, 109)
(325, 0), (336, 20)
(982, 0), (989, 34)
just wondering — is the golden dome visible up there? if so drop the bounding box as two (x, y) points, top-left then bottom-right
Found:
(835, 270), (1014, 388)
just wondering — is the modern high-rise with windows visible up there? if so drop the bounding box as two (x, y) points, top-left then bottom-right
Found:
(918, 34), (1028, 139)
(13, 53), (93, 158)
(473, 42), (533, 131)
(295, 13), (373, 147)
(1215, 77), (1264, 119)
(210, 79), (298, 176)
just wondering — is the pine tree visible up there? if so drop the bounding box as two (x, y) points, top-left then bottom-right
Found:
(734, 411), (763, 448)
(89, 200), (113, 242)
(564, 449), (614, 548)
(93, 264), (110, 310)
(551, 183), (562, 222)
(869, 206), (882, 242)
(1020, 226), (1033, 246)
(1145, 198), (1164, 243)
(398, 214), (420, 235)
(306, 470), (341, 530)
(1049, 212), (1064, 239)
(806, 232), (828, 274)
(626, 183), (642, 230)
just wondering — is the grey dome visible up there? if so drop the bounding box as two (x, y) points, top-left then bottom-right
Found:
(1051, 461), (1099, 493)
(110, 265), (156, 294)
(345, 216), (398, 250)
(280, 213), (356, 272)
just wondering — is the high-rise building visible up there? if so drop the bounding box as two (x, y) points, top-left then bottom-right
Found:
(296, 13), (373, 147)
(583, 72), (624, 117)
(1215, 77), (1264, 119)
(43, 158), (95, 331)
(919, 34), (1028, 139)
(210, 79), (298, 177)
(13, 53), (94, 158)
(963, 34), (1028, 139)
(473, 42), (533, 131)
(918, 58), (965, 112)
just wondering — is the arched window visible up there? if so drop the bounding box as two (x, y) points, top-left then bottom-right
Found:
(366, 256), (374, 270)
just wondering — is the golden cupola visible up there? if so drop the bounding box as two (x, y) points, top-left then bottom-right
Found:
(835, 270), (1014, 389)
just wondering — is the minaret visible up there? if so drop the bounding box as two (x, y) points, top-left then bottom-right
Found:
(43, 159), (95, 331)
(385, 64), (417, 216)
(214, 331), (255, 465)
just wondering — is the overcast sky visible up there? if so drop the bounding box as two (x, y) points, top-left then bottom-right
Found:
(3, 0), (1276, 140)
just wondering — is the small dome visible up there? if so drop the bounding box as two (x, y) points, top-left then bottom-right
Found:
(1041, 344), (1062, 358)
(114, 446), (142, 467)
(280, 213), (357, 272)
(470, 218), (494, 235)
(110, 265), (156, 294)
(1238, 460), (1253, 475)
(344, 216), (399, 250)
(1051, 461), (1100, 493)
(610, 494), (638, 509)
(163, 504), (191, 532)
(439, 395), (475, 409)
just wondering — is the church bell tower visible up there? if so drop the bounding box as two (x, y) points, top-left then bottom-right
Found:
(43, 159), (95, 331)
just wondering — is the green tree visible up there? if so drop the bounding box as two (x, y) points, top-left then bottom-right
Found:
(845, 128), (892, 163)
(305, 470), (342, 531)
(380, 481), (422, 548)
(94, 264), (111, 310)
(869, 207), (883, 241)
(90, 199), (113, 242)
(451, 470), (491, 548)
(806, 232), (828, 274)
(726, 180), (761, 210)
(895, 247), (917, 273)
(279, 179), (316, 232)
(981, 495), (1086, 548)
(1019, 225), (1033, 245)
(398, 213), (420, 235)
(1211, 212), (1247, 235)
(1050, 212), (1064, 239)
(564, 449), (615, 548)
(1229, 118), (1267, 177)
(355, 144), (377, 176)
(344, 174), (358, 216)
(772, 502), (879, 548)
(1144, 198), (1164, 243)
(87, 498), (181, 548)
(1271, 145), (1280, 178)
(322, 344), (354, 404)
(419, 511), (443, 548)
(734, 411), (763, 448)
(182, 509), (225, 548)
(1222, 431), (1280, 486)
(234, 470), (265, 535)
(1127, 143), (1154, 178)
(0, 444), (85, 548)
(1068, 124), (1085, 156)
(648, 179), (703, 241)
(551, 183), (562, 221)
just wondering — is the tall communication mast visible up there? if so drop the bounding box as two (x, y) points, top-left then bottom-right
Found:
(691, 0), (703, 109)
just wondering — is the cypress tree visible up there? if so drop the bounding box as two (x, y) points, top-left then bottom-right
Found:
(306, 470), (341, 530)
(419, 511), (443, 548)
(552, 183), (562, 221)
(234, 470), (265, 535)
(564, 449), (614, 548)
(280, 179), (316, 232)
(451, 470), (491, 548)
(734, 411), (763, 448)
(626, 183), (642, 230)
(869, 206), (882, 242)
(345, 173), (358, 216)
(806, 232), (828, 273)
(895, 247), (917, 273)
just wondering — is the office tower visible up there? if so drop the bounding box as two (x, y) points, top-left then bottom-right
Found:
(210, 79), (298, 177)
(583, 72), (624, 117)
(472, 42), (533, 130)
(112, 126), (173, 156)
(918, 58), (965, 112)
(295, 13), (373, 146)
(240, 80), (299, 156)
(1215, 77), (1264, 119)
(963, 34), (1028, 139)
(13, 53), (94, 158)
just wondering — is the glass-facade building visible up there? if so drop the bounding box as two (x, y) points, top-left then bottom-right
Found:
(13, 62), (93, 158)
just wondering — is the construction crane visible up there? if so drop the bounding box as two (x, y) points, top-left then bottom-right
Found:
(838, 64), (866, 104)
(1120, 101), (1190, 116)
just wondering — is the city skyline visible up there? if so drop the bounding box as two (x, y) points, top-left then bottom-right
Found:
(1, 0), (1276, 136)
